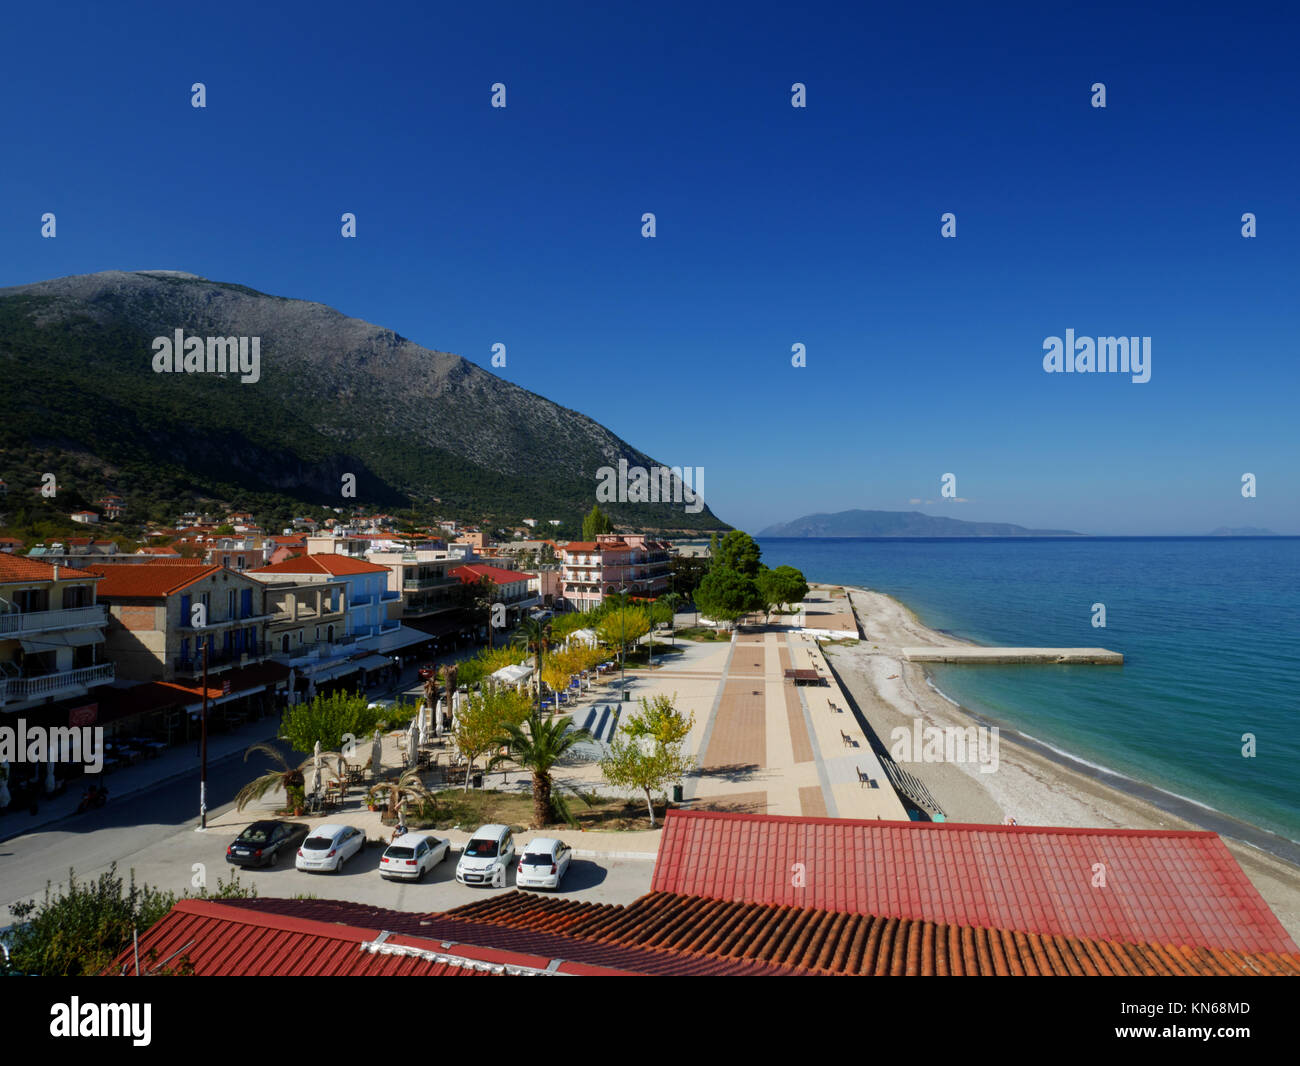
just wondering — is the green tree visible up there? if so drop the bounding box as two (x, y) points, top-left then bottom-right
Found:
(513, 616), (553, 713)
(489, 709), (594, 827)
(366, 766), (436, 820)
(599, 695), (696, 826)
(758, 564), (809, 616)
(715, 530), (762, 577)
(280, 689), (376, 754)
(452, 687), (532, 790)
(596, 605), (650, 666)
(694, 567), (761, 628)
(582, 504), (614, 540)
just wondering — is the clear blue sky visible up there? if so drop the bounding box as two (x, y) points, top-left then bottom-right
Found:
(3, 1), (1297, 535)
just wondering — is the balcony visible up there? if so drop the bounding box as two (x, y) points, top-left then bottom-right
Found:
(403, 576), (453, 591)
(0, 604), (108, 637)
(0, 662), (115, 703)
(349, 593), (375, 607)
(178, 610), (275, 630)
(380, 589), (401, 601)
(174, 642), (266, 673)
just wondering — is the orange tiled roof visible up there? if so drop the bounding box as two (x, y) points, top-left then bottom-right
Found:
(0, 554), (81, 582)
(450, 564), (534, 585)
(85, 562), (222, 597)
(444, 891), (1300, 977)
(249, 554), (390, 576)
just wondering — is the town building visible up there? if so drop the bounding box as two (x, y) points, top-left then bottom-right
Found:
(559, 534), (671, 610)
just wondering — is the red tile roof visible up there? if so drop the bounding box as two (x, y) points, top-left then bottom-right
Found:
(105, 899), (633, 977)
(200, 897), (802, 975)
(249, 554), (390, 576)
(0, 554), (69, 582)
(650, 810), (1298, 955)
(450, 564), (535, 585)
(445, 891), (1300, 976)
(136, 545), (182, 555)
(84, 562), (221, 597)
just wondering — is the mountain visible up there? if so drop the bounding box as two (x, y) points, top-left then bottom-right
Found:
(757, 509), (1083, 538)
(0, 270), (725, 531)
(1207, 527), (1279, 536)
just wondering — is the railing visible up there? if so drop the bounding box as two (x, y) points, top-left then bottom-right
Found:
(174, 641), (267, 670)
(1, 663), (115, 701)
(380, 589), (401, 600)
(0, 605), (108, 636)
(402, 577), (453, 590)
(349, 594), (375, 607)
(178, 611), (274, 629)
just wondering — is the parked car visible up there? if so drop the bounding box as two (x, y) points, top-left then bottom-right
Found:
(295, 824), (366, 873)
(515, 838), (573, 890)
(226, 820), (309, 868)
(455, 824), (516, 886)
(417, 664), (438, 682)
(367, 698), (396, 711)
(380, 833), (450, 881)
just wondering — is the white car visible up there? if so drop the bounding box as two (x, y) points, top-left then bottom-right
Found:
(296, 824), (366, 873)
(455, 824), (516, 887)
(380, 833), (450, 881)
(516, 838), (573, 890)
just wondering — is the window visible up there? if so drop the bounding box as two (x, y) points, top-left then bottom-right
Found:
(241, 589), (253, 618)
(228, 590), (237, 618)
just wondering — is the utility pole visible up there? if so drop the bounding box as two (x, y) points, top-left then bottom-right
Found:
(199, 641), (209, 829)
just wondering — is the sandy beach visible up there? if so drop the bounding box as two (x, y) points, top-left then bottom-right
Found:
(824, 584), (1300, 944)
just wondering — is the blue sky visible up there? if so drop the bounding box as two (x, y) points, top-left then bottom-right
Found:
(2, 1), (1297, 535)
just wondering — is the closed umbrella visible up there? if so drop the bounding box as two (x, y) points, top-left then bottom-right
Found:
(370, 729), (383, 780)
(407, 717), (418, 769)
(310, 740), (322, 801)
(418, 704), (429, 747)
(287, 667), (296, 705)
(434, 701), (444, 738)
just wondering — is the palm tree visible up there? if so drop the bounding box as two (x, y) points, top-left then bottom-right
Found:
(513, 616), (552, 715)
(234, 742), (341, 813)
(489, 710), (592, 828)
(474, 575), (497, 648)
(365, 767), (435, 822)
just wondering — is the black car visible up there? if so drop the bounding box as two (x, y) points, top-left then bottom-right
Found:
(225, 820), (309, 868)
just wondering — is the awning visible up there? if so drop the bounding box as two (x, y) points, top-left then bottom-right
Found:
(352, 653), (393, 671)
(20, 629), (104, 651)
(363, 626), (436, 654)
(490, 663), (534, 685)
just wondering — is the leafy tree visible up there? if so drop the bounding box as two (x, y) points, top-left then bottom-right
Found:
(599, 695), (696, 826)
(280, 689), (377, 754)
(513, 616), (553, 713)
(715, 530), (762, 577)
(596, 606), (650, 666)
(582, 504), (614, 540)
(694, 567), (761, 628)
(758, 564), (809, 616)
(452, 687), (532, 790)
(489, 710), (593, 827)
(659, 591), (683, 644)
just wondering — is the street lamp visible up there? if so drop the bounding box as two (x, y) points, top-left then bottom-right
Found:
(199, 640), (209, 830)
(618, 585), (628, 691)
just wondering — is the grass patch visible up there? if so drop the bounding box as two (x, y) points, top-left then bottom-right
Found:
(673, 626), (731, 642)
(400, 788), (668, 832)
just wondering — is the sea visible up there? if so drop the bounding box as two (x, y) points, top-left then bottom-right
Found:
(758, 537), (1300, 852)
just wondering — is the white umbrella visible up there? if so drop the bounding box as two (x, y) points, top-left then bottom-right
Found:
(44, 759), (56, 795)
(310, 740), (322, 799)
(419, 704), (429, 747)
(434, 701), (444, 737)
(0, 761), (10, 809)
(370, 729), (383, 780)
(406, 718), (418, 769)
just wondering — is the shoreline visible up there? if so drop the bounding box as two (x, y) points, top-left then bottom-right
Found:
(820, 583), (1300, 944)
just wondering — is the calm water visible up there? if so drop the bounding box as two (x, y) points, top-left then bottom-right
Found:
(759, 537), (1300, 843)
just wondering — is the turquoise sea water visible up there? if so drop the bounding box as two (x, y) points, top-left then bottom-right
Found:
(758, 537), (1300, 844)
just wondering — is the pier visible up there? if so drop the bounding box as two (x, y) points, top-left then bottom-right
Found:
(902, 646), (1124, 665)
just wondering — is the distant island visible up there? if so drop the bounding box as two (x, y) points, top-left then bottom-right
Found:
(1207, 527), (1280, 537)
(758, 509), (1084, 538)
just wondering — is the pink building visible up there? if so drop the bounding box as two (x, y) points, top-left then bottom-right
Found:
(560, 534), (671, 611)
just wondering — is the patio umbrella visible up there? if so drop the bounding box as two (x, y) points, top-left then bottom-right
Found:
(44, 759), (56, 795)
(418, 704), (429, 747)
(434, 699), (444, 737)
(407, 717), (418, 769)
(370, 729), (383, 779)
(0, 761), (10, 809)
(310, 740), (322, 799)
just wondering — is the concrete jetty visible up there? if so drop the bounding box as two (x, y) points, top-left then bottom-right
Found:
(902, 646), (1124, 665)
